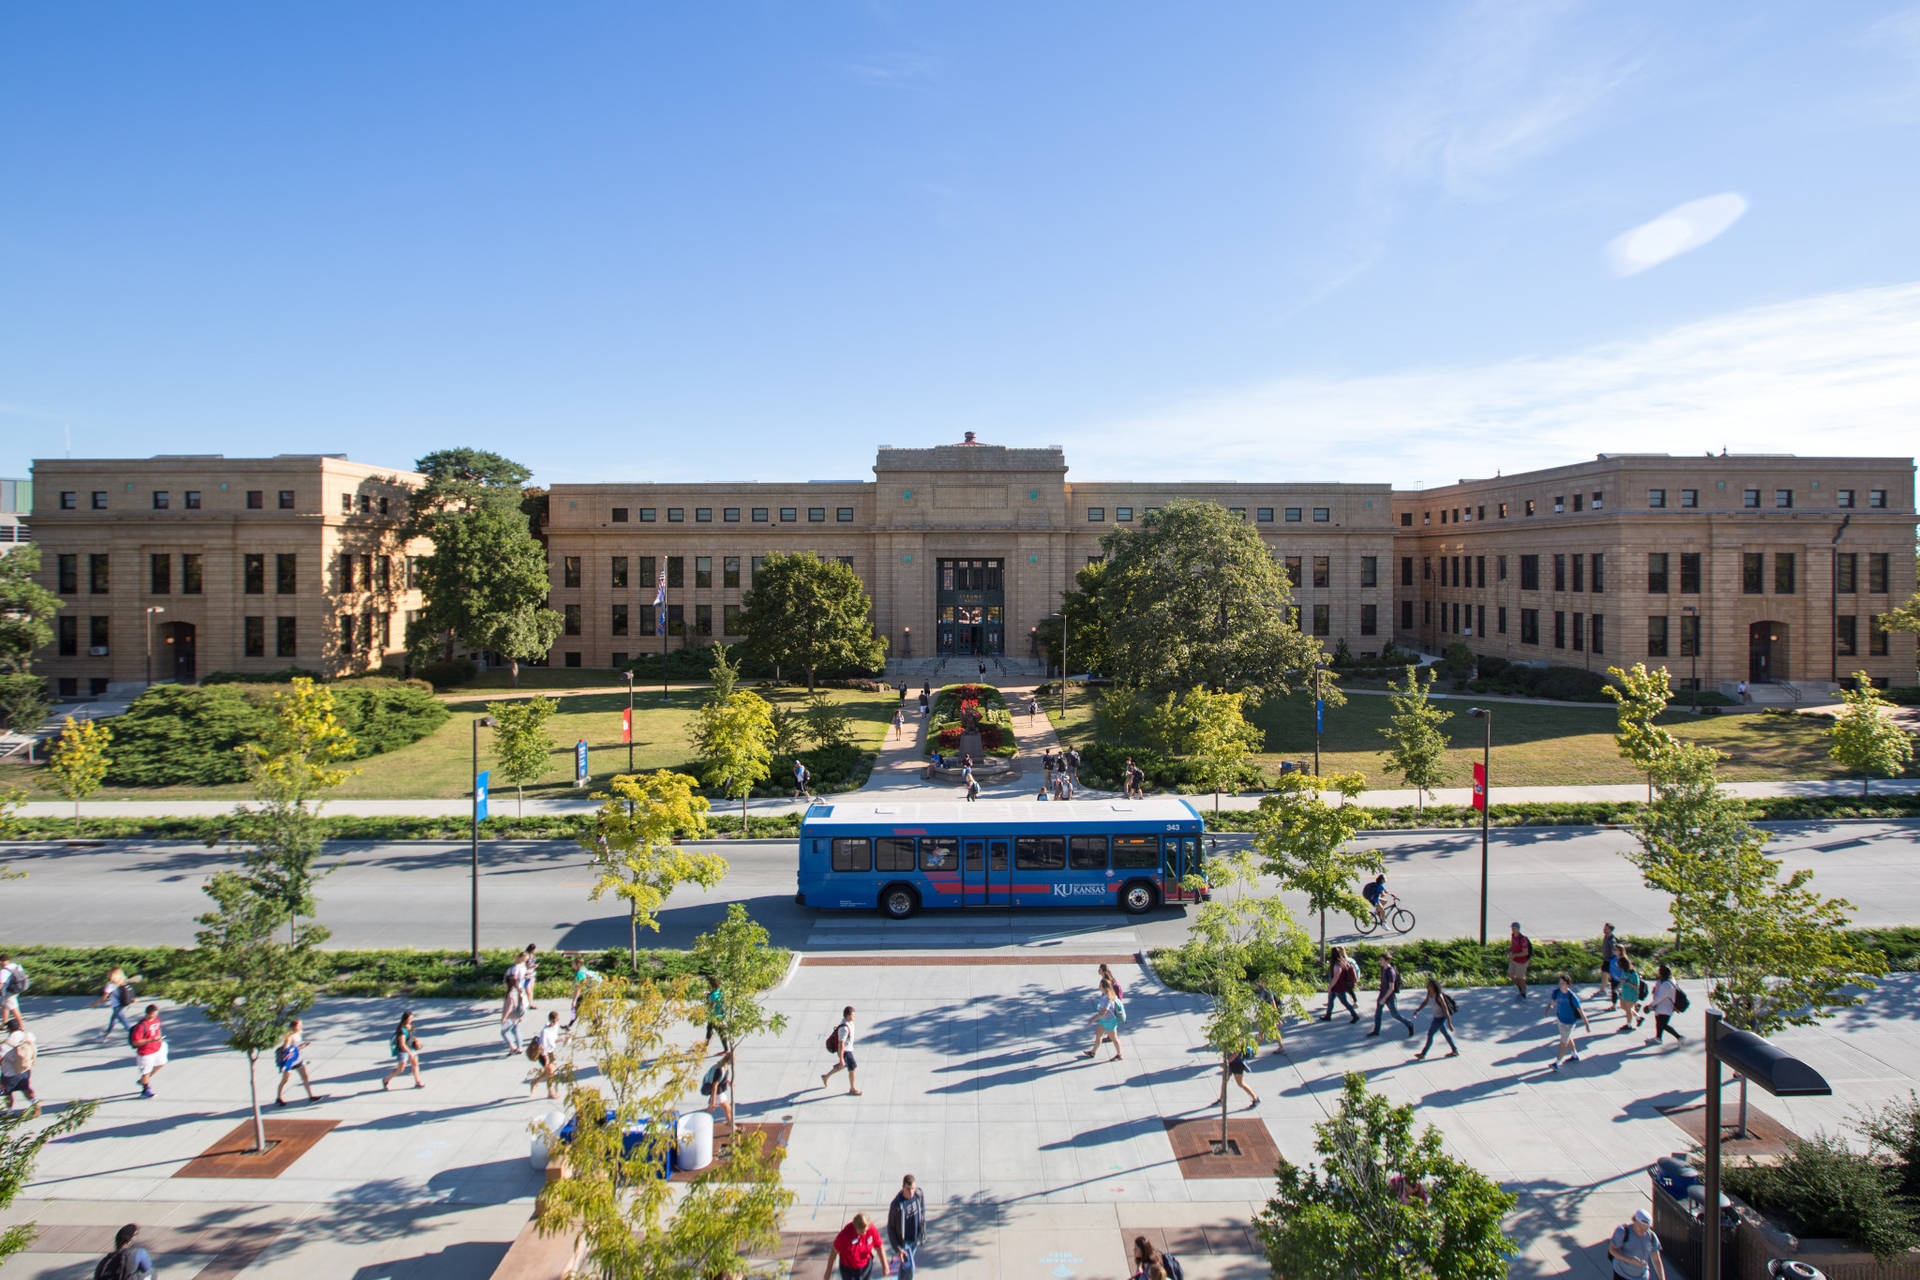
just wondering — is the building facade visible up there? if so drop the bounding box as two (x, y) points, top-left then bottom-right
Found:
(0, 477), (30, 555)
(27, 455), (428, 696)
(1392, 454), (1917, 692)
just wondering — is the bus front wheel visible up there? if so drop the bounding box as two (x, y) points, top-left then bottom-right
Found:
(880, 884), (920, 920)
(1120, 880), (1160, 915)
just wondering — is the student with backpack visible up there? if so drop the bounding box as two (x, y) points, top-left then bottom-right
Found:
(1647, 966), (1686, 1044)
(1411, 977), (1460, 1059)
(528, 1010), (562, 1099)
(130, 1005), (166, 1098)
(821, 1005), (861, 1095)
(887, 1174), (928, 1279)
(1368, 950), (1416, 1038)
(93, 1223), (154, 1279)
(91, 966), (139, 1042)
(794, 759), (812, 798)
(1128, 1236), (1185, 1280)
(703, 1049), (735, 1129)
(1216, 1039), (1259, 1110)
(0, 954), (29, 1030)
(273, 1018), (324, 1106)
(382, 1011), (423, 1090)
(1548, 973), (1592, 1071)
(1084, 977), (1126, 1061)
(1320, 946), (1360, 1023)
(1, 1029), (37, 1114)
(1616, 957), (1646, 1031)
(1508, 923), (1534, 999)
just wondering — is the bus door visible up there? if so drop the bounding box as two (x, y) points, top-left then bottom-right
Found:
(962, 839), (986, 907)
(986, 839), (1011, 905)
(1162, 835), (1204, 904)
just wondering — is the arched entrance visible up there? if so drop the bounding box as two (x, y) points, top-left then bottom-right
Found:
(162, 621), (197, 683)
(1748, 621), (1786, 683)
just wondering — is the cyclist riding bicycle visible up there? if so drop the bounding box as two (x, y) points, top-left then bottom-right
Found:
(1362, 874), (1390, 926)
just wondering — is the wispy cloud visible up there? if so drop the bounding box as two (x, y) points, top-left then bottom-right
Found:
(1061, 282), (1920, 486)
(1606, 192), (1749, 276)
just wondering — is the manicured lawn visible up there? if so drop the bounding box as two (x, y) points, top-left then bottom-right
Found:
(1045, 685), (1878, 787)
(2, 686), (893, 804)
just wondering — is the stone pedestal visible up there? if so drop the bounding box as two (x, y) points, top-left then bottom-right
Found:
(960, 730), (984, 761)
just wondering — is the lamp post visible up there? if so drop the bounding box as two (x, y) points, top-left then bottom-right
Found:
(144, 606), (165, 687)
(1312, 663), (1327, 777)
(1467, 707), (1491, 946)
(470, 714), (498, 967)
(622, 669), (634, 773)
(1702, 1012), (1833, 1279)
(903, 625), (911, 660)
(1047, 612), (1068, 718)
(1683, 605), (1699, 712)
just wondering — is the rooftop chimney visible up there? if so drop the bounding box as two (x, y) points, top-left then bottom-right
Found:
(962, 431), (977, 444)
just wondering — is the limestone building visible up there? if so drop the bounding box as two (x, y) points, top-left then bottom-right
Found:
(27, 455), (428, 696)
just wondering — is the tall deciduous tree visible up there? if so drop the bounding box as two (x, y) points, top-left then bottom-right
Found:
(1251, 771), (1377, 959)
(698, 691), (776, 824)
(690, 903), (790, 1139)
(1035, 559), (1112, 679)
(1377, 667), (1452, 812)
(1091, 499), (1318, 700)
(183, 872), (328, 1152)
(1604, 662), (1680, 801)
(232, 678), (357, 938)
(532, 976), (792, 1279)
(581, 770), (728, 972)
(1255, 1072), (1517, 1280)
(1136, 686), (1264, 815)
(0, 546), (63, 675)
(46, 715), (111, 834)
(489, 696), (559, 815)
(2, 1097), (97, 1263)
(739, 553), (886, 692)
(404, 449), (562, 681)
(1828, 672), (1914, 796)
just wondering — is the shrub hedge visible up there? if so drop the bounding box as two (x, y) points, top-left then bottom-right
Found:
(1076, 740), (1266, 794)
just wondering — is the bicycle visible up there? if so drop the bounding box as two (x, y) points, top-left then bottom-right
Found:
(1353, 894), (1416, 937)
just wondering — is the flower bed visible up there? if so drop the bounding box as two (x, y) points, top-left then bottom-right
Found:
(926, 683), (1018, 758)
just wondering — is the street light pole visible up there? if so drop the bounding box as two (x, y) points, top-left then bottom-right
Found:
(623, 670), (634, 773)
(144, 606), (165, 687)
(471, 714), (498, 967)
(1467, 707), (1491, 946)
(1683, 605), (1699, 712)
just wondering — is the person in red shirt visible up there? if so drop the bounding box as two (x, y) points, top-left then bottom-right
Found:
(824, 1211), (889, 1280)
(1508, 922), (1533, 1000)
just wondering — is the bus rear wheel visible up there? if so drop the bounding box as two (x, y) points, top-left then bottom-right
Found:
(880, 884), (920, 920)
(1120, 880), (1159, 915)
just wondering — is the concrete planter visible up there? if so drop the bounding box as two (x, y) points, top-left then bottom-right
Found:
(1650, 1173), (1920, 1280)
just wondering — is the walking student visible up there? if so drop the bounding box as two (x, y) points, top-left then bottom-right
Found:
(130, 1005), (166, 1098)
(93, 1223), (155, 1279)
(822, 1005), (861, 1095)
(568, 965), (602, 1031)
(91, 966), (139, 1042)
(1608, 1207), (1667, 1279)
(2, 1029), (37, 1115)
(0, 954), (28, 1030)
(1616, 957), (1645, 1031)
(1097, 963), (1125, 1000)
(1320, 946), (1360, 1023)
(891, 708), (904, 739)
(273, 1018), (324, 1106)
(887, 1173), (928, 1279)
(1412, 977), (1459, 1059)
(519, 944), (540, 1012)
(1508, 922), (1534, 999)
(499, 970), (525, 1055)
(1084, 979), (1125, 1061)
(1217, 1039), (1259, 1110)
(529, 1010), (562, 1099)
(1647, 966), (1685, 1044)
(794, 758), (812, 798)
(1548, 973), (1591, 1071)
(1599, 923), (1620, 1007)
(703, 1049), (735, 1129)
(383, 1010), (423, 1090)
(1066, 745), (1080, 783)
(825, 1211), (889, 1280)
(961, 763), (978, 801)
(1128, 1237), (1186, 1280)
(1368, 949), (1416, 1038)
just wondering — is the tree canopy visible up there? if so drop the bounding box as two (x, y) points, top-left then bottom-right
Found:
(489, 696), (560, 814)
(739, 552), (886, 691)
(0, 546), (62, 675)
(581, 770), (727, 971)
(1828, 672), (1914, 796)
(1252, 771), (1378, 958)
(1377, 667), (1453, 810)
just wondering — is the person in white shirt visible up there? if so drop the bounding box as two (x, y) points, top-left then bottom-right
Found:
(529, 1011), (562, 1098)
(1647, 966), (1684, 1045)
(821, 1006), (861, 1096)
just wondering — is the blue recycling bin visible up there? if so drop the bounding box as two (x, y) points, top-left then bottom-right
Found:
(558, 1108), (675, 1180)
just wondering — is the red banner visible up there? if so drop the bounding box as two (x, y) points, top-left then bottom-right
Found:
(1471, 760), (1487, 811)
(621, 707), (633, 744)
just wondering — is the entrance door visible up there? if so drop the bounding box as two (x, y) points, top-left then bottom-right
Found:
(1749, 621), (1779, 683)
(985, 839), (1010, 906)
(1162, 835), (1203, 904)
(962, 839), (985, 907)
(164, 621), (197, 683)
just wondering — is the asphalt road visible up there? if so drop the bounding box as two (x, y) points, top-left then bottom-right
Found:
(5, 820), (1915, 954)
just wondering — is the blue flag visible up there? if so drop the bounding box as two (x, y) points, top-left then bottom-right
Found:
(475, 770), (490, 821)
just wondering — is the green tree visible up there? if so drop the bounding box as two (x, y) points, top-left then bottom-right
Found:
(231, 678), (358, 939)
(767, 705), (806, 757)
(1169, 850), (1311, 1145)
(2, 1098), (97, 1263)
(489, 696), (559, 815)
(739, 552), (886, 691)
(1035, 559), (1113, 679)
(698, 690), (776, 824)
(801, 692), (853, 750)
(1604, 662), (1680, 801)
(1255, 1072), (1517, 1280)
(46, 715), (112, 835)
(1091, 499), (1319, 700)
(0, 546), (63, 675)
(1137, 686), (1264, 815)
(1377, 667), (1452, 812)
(1828, 671), (1914, 796)
(404, 449), (561, 681)
(0, 674), (50, 739)
(1629, 742), (1752, 950)
(182, 871), (329, 1152)
(582, 770), (728, 972)
(532, 976), (793, 1279)
(690, 903), (791, 1138)
(704, 643), (741, 704)
(1251, 771), (1378, 959)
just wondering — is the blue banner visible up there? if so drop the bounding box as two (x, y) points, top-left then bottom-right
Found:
(475, 770), (490, 821)
(1315, 699), (1324, 734)
(575, 739), (589, 787)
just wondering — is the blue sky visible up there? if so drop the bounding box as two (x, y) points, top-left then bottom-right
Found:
(3, 2), (1918, 489)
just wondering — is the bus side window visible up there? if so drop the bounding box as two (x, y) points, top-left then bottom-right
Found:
(831, 838), (871, 873)
(1111, 835), (1157, 869)
(1015, 836), (1065, 870)
(1069, 834), (1107, 870)
(964, 844), (983, 871)
(1183, 836), (1203, 867)
(875, 837), (916, 872)
(922, 837), (958, 871)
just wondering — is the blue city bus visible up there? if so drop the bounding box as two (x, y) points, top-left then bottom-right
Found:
(795, 798), (1209, 920)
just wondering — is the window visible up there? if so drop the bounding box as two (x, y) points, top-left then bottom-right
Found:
(563, 652), (580, 668)
(1647, 553), (1669, 594)
(88, 553), (110, 594)
(1572, 493), (1584, 512)
(1648, 488), (1666, 508)
(1837, 489), (1854, 509)
(1402, 599), (1415, 629)
(1870, 553), (1889, 594)
(1679, 552), (1700, 594)
(1871, 617), (1889, 656)
(563, 604), (581, 636)
(1590, 553), (1603, 592)
(611, 557), (628, 589)
(831, 838), (870, 873)
(723, 508), (740, 523)
(59, 491), (76, 509)
(696, 604), (712, 636)
(1680, 488), (1698, 508)
(339, 552), (356, 592)
(695, 508), (712, 523)
(1744, 488), (1760, 508)
(1069, 835), (1108, 870)
(837, 508), (855, 523)
(339, 612), (355, 656)
(1869, 488), (1887, 508)
(1592, 615), (1604, 654)
(1086, 507), (1105, 522)
(1837, 553), (1856, 594)
(1520, 608), (1539, 645)
(376, 556), (391, 592)
(667, 557), (683, 588)
(246, 490), (264, 509)
(1519, 555), (1539, 591)
(1647, 616), (1669, 656)
(1474, 556), (1485, 589)
(1112, 836), (1159, 869)
(341, 492), (353, 514)
(1497, 606), (1507, 635)
(1313, 556), (1330, 589)
(1400, 511), (1412, 526)
(1361, 556), (1377, 588)
(1015, 835), (1066, 870)
(1498, 555), (1508, 581)
(1743, 552), (1764, 594)
(1451, 556), (1461, 587)
(150, 554), (170, 594)
(695, 557), (712, 588)
(1678, 612), (1700, 658)
(808, 508), (826, 523)
(875, 837), (916, 872)
(1313, 507), (1330, 522)
(1572, 613), (1585, 651)
(57, 554), (76, 593)
(359, 494), (372, 514)
(1254, 507), (1271, 523)
(1498, 502), (1509, 518)
(151, 490), (169, 510)
(89, 616), (109, 651)
(1421, 557), (1430, 582)
(668, 508), (684, 522)
(1400, 557), (1413, 587)
(612, 507), (629, 523)
(1592, 491), (1604, 510)
(919, 837), (958, 872)
(639, 508), (656, 522)
(563, 556), (581, 588)
(1313, 603), (1330, 636)
(182, 554), (202, 595)
(611, 604), (629, 636)
(723, 603), (741, 635)
(277, 617), (297, 657)
(749, 557), (763, 580)
(1285, 557), (1301, 587)
(780, 507), (797, 522)
(1774, 552), (1795, 595)
(723, 556), (740, 588)
(91, 491), (108, 510)
(381, 496), (391, 516)
(243, 554), (264, 594)
(243, 616), (264, 657)
(1554, 495), (1565, 513)
(57, 615), (77, 656)
(1361, 603), (1377, 635)
(1553, 554), (1566, 592)
(1286, 507), (1302, 522)
(667, 604), (684, 635)
(637, 555), (656, 587)
(1572, 554), (1584, 593)
(1553, 611), (1565, 649)
(1775, 489), (1793, 509)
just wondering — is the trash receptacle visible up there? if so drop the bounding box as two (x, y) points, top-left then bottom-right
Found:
(676, 1110), (714, 1172)
(1687, 1185), (1737, 1279)
(529, 1111), (566, 1170)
